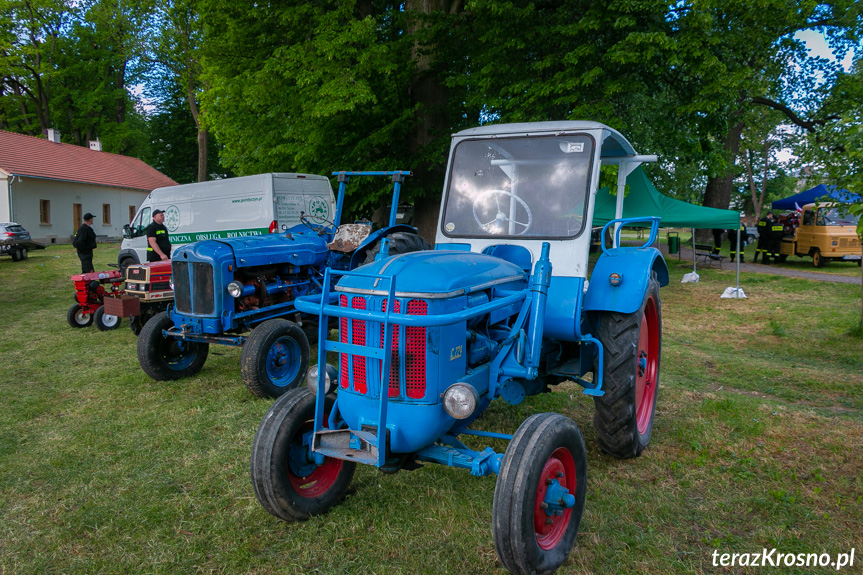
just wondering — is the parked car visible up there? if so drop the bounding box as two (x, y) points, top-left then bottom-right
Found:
(0, 222), (34, 261)
(744, 226), (758, 245)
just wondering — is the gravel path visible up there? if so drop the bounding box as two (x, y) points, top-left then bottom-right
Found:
(669, 247), (862, 285)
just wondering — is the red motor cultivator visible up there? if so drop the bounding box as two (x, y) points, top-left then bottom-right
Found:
(67, 270), (125, 331)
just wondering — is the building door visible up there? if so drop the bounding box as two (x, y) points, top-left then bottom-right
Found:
(73, 203), (82, 235)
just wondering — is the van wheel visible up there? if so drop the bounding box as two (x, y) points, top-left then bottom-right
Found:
(242, 319), (310, 398)
(119, 257), (136, 277)
(138, 311), (209, 380)
(812, 249), (825, 268)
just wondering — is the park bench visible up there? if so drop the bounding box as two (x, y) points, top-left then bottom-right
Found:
(693, 242), (725, 268)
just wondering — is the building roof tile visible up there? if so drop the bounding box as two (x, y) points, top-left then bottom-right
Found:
(0, 130), (177, 191)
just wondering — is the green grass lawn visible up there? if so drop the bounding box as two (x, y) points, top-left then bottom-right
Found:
(1, 244), (861, 574)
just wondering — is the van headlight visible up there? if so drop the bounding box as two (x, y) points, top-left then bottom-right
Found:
(227, 281), (244, 298)
(442, 383), (479, 419)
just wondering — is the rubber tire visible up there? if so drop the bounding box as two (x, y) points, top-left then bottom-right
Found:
(10, 249), (20, 262)
(778, 254), (788, 263)
(812, 249), (825, 268)
(19, 247), (27, 260)
(593, 274), (661, 459)
(119, 257), (136, 278)
(94, 305), (121, 331)
(137, 311), (209, 380)
(67, 304), (93, 328)
(492, 413), (587, 575)
(362, 231), (432, 265)
(250, 388), (356, 522)
(129, 316), (143, 336)
(241, 319), (310, 398)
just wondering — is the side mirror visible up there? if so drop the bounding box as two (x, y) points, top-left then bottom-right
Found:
(122, 224), (132, 239)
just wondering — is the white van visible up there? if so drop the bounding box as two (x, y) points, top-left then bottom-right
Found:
(119, 173), (335, 266)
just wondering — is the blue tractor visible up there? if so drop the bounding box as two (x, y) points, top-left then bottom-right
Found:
(136, 171), (430, 398)
(250, 122), (669, 574)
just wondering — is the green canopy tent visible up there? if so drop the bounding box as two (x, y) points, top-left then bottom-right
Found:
(592, 167), (744, 293)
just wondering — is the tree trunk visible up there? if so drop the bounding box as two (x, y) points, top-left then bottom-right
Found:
(699, 120), (744, 241)
(403, 0), (459, 243)
(197, 127), (208, 182)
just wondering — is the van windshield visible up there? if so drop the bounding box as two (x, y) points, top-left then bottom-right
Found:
(818, 207), (860, 227)
(440, 135), (594, 239)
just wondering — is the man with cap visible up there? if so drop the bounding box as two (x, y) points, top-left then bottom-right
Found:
(146, 209), (172, 262)
(72, 212), (98, 273)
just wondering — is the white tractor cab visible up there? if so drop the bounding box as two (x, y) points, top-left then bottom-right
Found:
(119, 173), (335, 267)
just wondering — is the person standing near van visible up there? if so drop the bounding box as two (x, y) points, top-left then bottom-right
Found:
(73, 212), (98, 273)
(146, 209), (172, 262)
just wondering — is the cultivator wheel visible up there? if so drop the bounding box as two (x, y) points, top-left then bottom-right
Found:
(94, 306), (121, 331)
(250, 388), (356, 522)
(67, 304), (93, 328)
(593, 274), (661, 459)
(492, 413), (587, 575)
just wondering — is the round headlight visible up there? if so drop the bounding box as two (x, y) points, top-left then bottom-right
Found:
(442, 383), (479, 420)
(227, 281), (244, 298)
(305, 364), (337, 395)
(608, 272), (622, 286)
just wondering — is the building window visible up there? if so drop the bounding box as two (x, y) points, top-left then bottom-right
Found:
(129, 205), (136, 223)
(39, 200), (50, 224)
(102, 203), (111, 225)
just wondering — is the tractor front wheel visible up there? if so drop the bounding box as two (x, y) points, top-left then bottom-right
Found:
(241, 319), (310, 398)
(492, 413), (587, 575)
(593, 274), (661, 458)
(137, 311), (208, 380)
(250, 388), (356, 522)
(94, 305), (121, 331)
(67, 304), (93, 328)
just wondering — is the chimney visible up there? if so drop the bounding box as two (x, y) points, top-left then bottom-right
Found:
(89, 139), (102, 152)
(46, 129), (61, 143)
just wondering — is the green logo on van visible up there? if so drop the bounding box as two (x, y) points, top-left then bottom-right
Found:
(308, 197), (330, 222)
(164, 205), (181, 232)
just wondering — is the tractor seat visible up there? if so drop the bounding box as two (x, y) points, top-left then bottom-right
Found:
(328, 223), (372, 253)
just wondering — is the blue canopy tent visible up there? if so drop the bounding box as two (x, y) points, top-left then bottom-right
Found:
(771, 184), (861, 210)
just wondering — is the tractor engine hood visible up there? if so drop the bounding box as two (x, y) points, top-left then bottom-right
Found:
(336, 250), (527, 298)
(174, 231), (330, 268)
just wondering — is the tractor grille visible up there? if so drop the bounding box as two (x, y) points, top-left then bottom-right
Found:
(172, 261), (214, 315)
(126, 267), (147, 281)
(339, 294), (427, 399)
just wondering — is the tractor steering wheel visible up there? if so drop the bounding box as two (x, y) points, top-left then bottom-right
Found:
(300, 211), (335, 235)
(471, 189), (532, 235)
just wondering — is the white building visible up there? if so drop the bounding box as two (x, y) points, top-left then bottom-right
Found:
(0, 130), (176, 244)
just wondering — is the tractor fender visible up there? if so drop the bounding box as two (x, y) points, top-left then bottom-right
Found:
(583, 247), (669, 315)
(350, 224), (423, 268)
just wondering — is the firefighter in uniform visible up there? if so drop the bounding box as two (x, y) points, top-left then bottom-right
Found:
(145, 209), (172, 262)
(711, 229), (724, 255)
(753, 211), (773, 264)
(727, 223), (746, 263)
(769, 214), (785, 263)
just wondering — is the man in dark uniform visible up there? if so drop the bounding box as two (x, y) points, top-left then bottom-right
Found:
(711, 229), (724, 255)
(753, 211), (773, 264)
(727, 223), (746, 263)
(146, 209), (172, 262)
(72, 212), (98, 273)
(769, 214), (785, 263)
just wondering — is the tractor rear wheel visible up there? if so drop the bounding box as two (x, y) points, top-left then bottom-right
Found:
(362, 231), (431, 265)
(241, 319), (310, 398)
(492, 413), (587, 575)
(250, 388), (355, 522)
(94, 305), (121, 331)
(137, 311), (208, 380)
(67, 304), (93, 328)
(593, 274), (661, 459)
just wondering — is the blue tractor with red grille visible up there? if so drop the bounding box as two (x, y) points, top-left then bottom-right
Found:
(250, 122), (669, 574)
(136, 172), (429, 398)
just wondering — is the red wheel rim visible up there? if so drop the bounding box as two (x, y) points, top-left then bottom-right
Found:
(534, 447), (576, 550)
(287, 418), (344, 498)
(635, 294), (659, 435)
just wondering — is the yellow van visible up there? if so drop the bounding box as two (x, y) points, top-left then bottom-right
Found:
(779, 202), (861, 267)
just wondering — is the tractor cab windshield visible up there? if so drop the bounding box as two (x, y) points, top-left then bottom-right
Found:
(440, 135), (595, 239)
